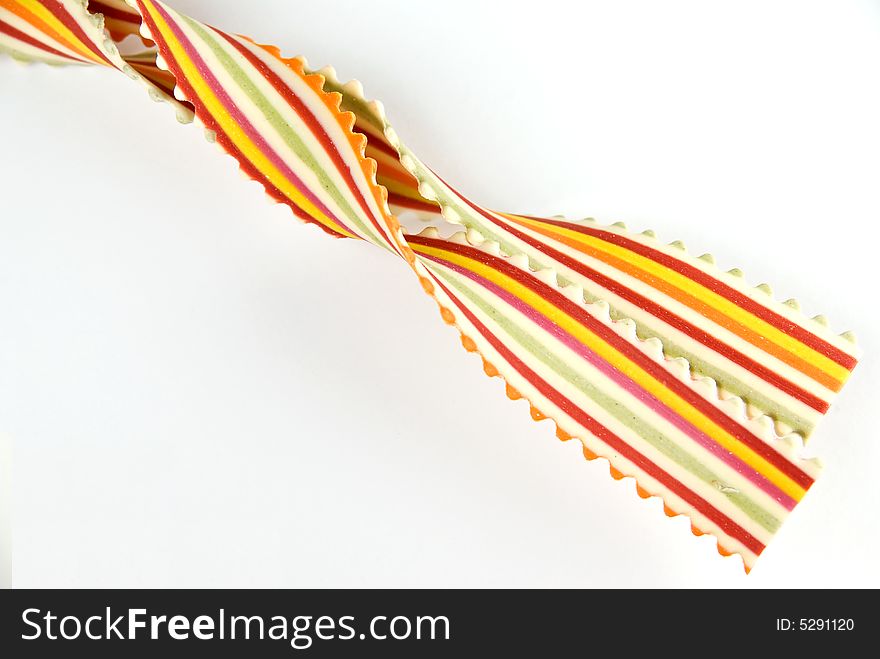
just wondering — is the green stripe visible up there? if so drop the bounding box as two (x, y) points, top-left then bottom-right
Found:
(400, 147), (528, 259)
(319, 75), (386, 132)
(432, 263), (781, 534)
(621, 315), (813, 435)
(183, 17), (391, 250)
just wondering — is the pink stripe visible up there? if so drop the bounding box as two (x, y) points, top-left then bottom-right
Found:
(150, 2), (356, 237)
(423, 253), (796, 509)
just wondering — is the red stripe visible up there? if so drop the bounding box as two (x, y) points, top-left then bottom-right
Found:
(0, 18), (80, 61)
(442, 191), (829, 414)
(45, 1), (113, 66)
(411, 235), (814, 491)
(88, 1), (141, 24)
(135, 1), (346, 240)
(219, 32), (399, 251)
(364, 134), (401, 160)
(527, 216), (857, 371)
(430, 274), (766, 557)
(387, 192), (441, 214)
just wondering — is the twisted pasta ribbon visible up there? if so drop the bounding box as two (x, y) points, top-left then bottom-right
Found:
(0, 0), (860, 572)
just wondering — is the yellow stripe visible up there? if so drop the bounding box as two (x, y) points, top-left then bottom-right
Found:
(413, 242), (806, 501)
(14, 0), (105, 64)
(140, 2), (357, 239)
(381, 177), (422, 199)
(511, 215), (849, 384)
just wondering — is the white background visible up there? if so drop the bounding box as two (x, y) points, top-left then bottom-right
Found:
(1, 0), (878, 588)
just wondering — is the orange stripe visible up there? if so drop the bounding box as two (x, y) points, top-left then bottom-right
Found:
(369, 157), (420, 188)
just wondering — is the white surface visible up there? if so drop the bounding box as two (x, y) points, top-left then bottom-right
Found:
(1, 0), (878, 588)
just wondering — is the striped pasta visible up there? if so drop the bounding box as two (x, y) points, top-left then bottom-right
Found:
(0, 0), (860, 572)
